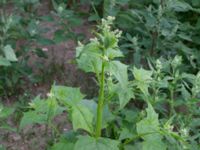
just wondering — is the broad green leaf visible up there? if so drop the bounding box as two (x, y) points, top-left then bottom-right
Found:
(76, 42), (102, 73)
(47, 98), (65, 121)
(133, 67), (152, 83)
(74, 136), (119, 150)
(72, 103), (94, 134)
(20, 111), (47, 130)
(133, 67), (152, 96)
(107, 61), (134, 109)
(28, 96), (49, 112)
(3, 45), (17, 62)
(137, 103), (159, 135)
(116, 83), (134, 109)
(107, 61), (128, 85)
(106, 48), (123, 59)
(29, 96), (64, 116)
(136, 103), (166, 150)
(0, 56), (11, 66)
(20, 97), (64, 130)
(51, 86), (85, 107)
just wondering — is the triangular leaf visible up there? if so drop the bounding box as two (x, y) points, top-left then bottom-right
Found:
(107, 61), (134, 109)
(51, 86), (85, 107)
(72, 103), (94, 134)
(20, 111), (47, 130)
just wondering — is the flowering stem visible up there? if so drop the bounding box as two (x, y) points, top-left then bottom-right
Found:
(95, 60), (105, 138)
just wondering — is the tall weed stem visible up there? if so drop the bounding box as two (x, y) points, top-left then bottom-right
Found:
(95, 61), (105, 138)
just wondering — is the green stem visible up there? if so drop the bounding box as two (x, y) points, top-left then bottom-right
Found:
(169, 89), (175, 117)
(95, 61), (105, 138)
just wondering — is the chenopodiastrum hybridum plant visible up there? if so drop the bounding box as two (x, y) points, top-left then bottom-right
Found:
(20, 16), (134, 149)
(19, 16), (194, 150)
(50, 16), (134, 149)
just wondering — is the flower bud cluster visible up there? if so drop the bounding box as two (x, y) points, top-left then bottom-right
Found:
(101, 16), (122, 39)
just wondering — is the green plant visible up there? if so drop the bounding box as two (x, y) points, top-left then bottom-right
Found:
(0, 1), (199, 149)
(18, 17), (198, 150)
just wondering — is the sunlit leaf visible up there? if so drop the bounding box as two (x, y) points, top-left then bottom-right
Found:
(72, 103), (94, 134)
